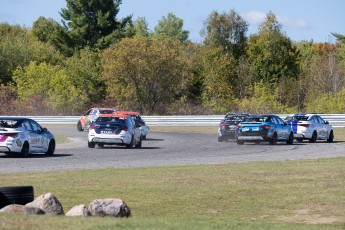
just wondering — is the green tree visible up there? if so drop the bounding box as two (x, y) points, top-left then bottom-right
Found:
(133, 17), (150, 38)
(60, 0), (132, 50)
(102, 37), (194, 114)
(13, 61), (88, 115)
(201, 9), (248, 58)
(247, 11), (299, 88)
(64, 48), (105, 106)
(153, 13), (189, 43)
(0, 23), (63, 84)
(32, 16), (74, 56)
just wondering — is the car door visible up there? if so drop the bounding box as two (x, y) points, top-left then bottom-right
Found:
(30, 120), (47, 151)
(316, 116), (327, 139)
(21, 120), (38, 152)
(273, 116), (287, 140)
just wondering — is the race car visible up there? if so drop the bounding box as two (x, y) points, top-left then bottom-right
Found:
(77, 107), (116, 131)
(88, 113), (142, 148)
(284, 114), (334, 143)
(218, 114), (251, 142)
(235, 114), (294, 145)
(114, 111), (150, 139)
(0, 117), (55, 157)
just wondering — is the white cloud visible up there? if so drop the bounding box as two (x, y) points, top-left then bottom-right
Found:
(242, 11), (310, 29)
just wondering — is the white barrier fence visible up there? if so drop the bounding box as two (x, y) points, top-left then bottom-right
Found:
(16, 114), (345, 127)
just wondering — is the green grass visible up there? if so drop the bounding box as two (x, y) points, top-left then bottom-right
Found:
(1, 158), (345, 229)
(1, 126), (344, 229)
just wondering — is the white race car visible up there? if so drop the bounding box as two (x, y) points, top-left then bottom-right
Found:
(284, 114), (334, 143)
(0, 117), (55, 157)
(88, 114), (142, 148)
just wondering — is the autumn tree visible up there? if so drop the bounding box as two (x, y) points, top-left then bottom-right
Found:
(60, 0), (133, 50)
(153, 13), (189, 43)
(201, 9), (248, 58)
(101, 37), (194, 114)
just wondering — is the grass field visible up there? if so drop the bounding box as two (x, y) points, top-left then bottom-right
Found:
(0, 126), (344, 229)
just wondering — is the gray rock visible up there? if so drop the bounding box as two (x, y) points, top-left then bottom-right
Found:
(25, 192), (64, 215)
(89, 198), (131, 217)
(65, 204), (90, 217)
(0, 204), (44, 215)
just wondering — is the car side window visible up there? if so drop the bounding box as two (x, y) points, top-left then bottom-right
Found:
(21, 121), (33, 131)
(276, 117), (284, 125)
(84, 109), (92, 116)
(317, 116), (325, 124)
(30, 120), (42, 133)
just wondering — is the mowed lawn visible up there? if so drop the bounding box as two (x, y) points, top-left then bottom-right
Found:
(0, 127), (344, 230)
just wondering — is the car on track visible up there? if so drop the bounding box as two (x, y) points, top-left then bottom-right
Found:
(77, 107), (116, 131)
(88, 113), (142, 149)
(284, 114), (334, 143)
(235, 114), (294, 145)
(218, 114), (251, 142)
(0, 117), (55, 157)
(114, 111), (150, 139)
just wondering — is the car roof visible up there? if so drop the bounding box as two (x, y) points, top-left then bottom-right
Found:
(115, 111), (139, 115)
(0, 116), (30, 121)
(91, 107), (115, 110)
(289, 114), (318, 117)
(99, 114), (128, 119)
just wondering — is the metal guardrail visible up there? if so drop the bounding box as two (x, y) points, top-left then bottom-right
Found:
(17, 114), (345, 127)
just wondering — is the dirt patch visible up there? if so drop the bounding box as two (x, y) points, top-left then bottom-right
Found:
(279, 207), (343, 224)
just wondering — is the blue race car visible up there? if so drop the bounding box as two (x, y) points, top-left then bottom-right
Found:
(235, 114), (294, 145)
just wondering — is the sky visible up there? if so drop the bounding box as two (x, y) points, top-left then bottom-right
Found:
(0, 0), (344, 43)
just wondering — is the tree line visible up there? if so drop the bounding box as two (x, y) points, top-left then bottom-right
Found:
(1, 0), (344, 116)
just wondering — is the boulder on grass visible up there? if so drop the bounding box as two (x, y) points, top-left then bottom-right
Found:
(65, 204), (90, 217)
(25, 192), (64, 215)
(0, 204), (44, 214)
(89, 199), (131, 217)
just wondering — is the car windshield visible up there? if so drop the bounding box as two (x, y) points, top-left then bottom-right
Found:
(96, 117), (126, 123)
(245, 116), (270, 122)
(285, 116), (309, 121)
(225, 116), (247, 124)
(99, 110), (114, 114)
(0, 119), (19, 128)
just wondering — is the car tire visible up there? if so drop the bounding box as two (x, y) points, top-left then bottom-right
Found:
(236, 140), (244, 145)
(45, 139), (55, 155)
(142, 135), (146, 140)
(88, 141), (95, 148)
(0, 186), (34, 208)
(126, 136), (134, 149)
(286, 132), (294, 145)
(77, 121), (84, 131)
(309, 131), (317, 143)
(327, 130), (334, 143)
(135, 136), (142, 148)
(218, 136), (224, 142)
(21, 142), (30, 157)
(269, 133), (277, 145)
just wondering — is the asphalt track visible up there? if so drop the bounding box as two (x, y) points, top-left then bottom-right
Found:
(0, 126), (344, 173)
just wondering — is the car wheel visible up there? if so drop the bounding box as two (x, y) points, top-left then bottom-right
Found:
(142, 135), (146, 140)
(77, 121), (84, 131)
(21, 142), (30, 157)
(236, 140), (244, 145)
(45, 139), (55, 155)
(327, 130), (334, 143)
(218, 136), (224, 142)
(269, 133), (277, 145)
(309, 131), (317, 143)
(135, 136), (142, 148)
(286, 132), (294, 145)
(126, 136), (134, 149)
(296, 138), (303, 143)
(88, 141), (95, 148)
(0, 186), (34, 208)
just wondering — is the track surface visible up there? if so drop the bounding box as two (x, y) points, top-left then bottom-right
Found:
(0, 126), (344, 173)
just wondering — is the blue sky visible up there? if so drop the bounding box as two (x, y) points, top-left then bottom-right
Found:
(0, 0), (344, 43)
